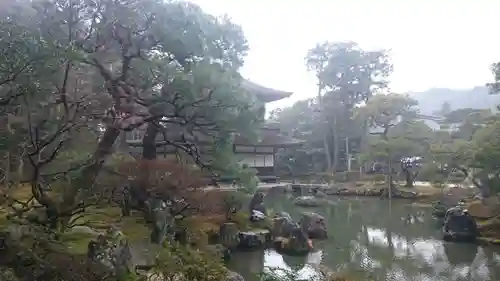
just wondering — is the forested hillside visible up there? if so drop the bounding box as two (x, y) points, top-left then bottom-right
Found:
(409, 86), (499, 115)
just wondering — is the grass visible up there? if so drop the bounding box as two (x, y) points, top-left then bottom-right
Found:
(0, 185), (152, 254)
(0, 186), (240, 253)
(70, 206), (151, 241)
(59, 232), (96, 254)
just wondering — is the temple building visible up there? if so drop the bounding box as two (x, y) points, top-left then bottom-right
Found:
(125, 80), (303, 182)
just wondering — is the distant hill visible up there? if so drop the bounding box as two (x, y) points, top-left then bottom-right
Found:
(408, 86), (500, 116)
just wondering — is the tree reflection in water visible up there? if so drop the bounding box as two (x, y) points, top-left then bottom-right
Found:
(229, 196), (500, 281)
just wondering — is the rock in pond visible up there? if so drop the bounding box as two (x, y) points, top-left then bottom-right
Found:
(293, 196), (325, 207)
(238, 229), (271, 248)
(273, 235), (313, 256)
(299, 212), (328, 239)
(271, 212), (296, 238)
(273, 223), (312, 256)
(442, 207), (478, 243)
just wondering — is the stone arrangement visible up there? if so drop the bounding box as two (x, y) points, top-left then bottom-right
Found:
(87, 226), (134, 280)
(217, 192), (330, 256)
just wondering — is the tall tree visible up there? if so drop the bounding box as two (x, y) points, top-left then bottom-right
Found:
(305, 41), (392, 172)
(0, 0), (261, 229)
(269, 98), (327, 176)
(356, 94), (420, 191)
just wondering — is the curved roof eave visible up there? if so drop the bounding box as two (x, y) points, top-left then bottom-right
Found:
(242, 79), (293, 103)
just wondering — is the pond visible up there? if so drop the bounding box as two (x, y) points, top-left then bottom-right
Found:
(227, 194), (500, 281)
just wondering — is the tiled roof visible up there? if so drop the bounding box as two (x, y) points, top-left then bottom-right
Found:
(242, 80), (292, 103)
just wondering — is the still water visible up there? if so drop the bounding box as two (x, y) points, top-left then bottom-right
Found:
(228, 194), (500, 281)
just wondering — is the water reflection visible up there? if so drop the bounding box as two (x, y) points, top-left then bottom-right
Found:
(229, 196), (500, 281)
(230, 249), (323, 281)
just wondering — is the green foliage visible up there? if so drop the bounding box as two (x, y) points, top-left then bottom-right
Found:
(222, 192), (246, 218)
(228, 211), (252, 230)
(0, 0), (264, 227)
(211, 134), (259, 191)
(153, 242), (229, 281)
(355, 94), (430, 187)
(305, 42), (392, 99)
(440, 108), (497, 140)
(470, 121), (500, 193)
(357, 95), (420, 156)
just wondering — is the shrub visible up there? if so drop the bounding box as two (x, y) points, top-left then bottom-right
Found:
(111, 160), (230, 218)
(221, 191), (248, 219)
(0, 235), (111, 281)
(227, 211), (251, 230)
(152, 242), (229, 281)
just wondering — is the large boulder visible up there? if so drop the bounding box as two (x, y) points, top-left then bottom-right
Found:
(249, 192), (267, 215)
(442, 207), (478, 242)
(299, 212), (328, 239)
(86, 227), (133, 280)
(271, 212), (296, 238)
(293, 196), (325, 207)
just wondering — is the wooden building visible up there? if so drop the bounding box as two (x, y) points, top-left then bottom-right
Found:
(125, 80), (303, 182)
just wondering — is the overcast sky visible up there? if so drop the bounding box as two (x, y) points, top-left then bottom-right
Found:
(189, 0), (500, 110)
